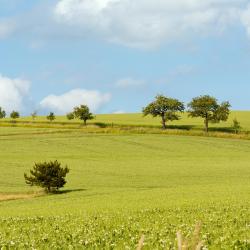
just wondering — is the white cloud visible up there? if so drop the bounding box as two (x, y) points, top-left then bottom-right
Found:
(40, 89), (111, 114)
(241, 4), (250, 37)
(0, 74), (31, 112)
(54, 0), (249, 48)
(0, 20), (15, 39)
(115, 78), (145, 88)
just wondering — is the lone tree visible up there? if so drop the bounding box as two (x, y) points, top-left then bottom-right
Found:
(73, 105), (94, 125)
(188, 95), (231, 133)
(24, 160), (70, 193)
(10, 111), (20, 120)
(232, 118), (241, 134)
(0, 107), (6, 119)
(142, 95), (185, 129)
(31, 111), (37, 121)
(47, 112), (55, 122)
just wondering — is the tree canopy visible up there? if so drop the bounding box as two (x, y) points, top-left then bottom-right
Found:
(47, 112), (56, 122)
(188, 95), (231, 132)
(142, 95), (185, 129)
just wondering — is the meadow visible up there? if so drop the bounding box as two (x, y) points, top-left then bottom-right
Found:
(0, 116), (249, 249)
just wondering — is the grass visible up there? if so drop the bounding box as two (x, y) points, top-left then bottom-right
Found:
(0, 126), (249, 249)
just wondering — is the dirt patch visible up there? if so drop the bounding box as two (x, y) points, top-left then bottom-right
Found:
(0, 192), (44, 202)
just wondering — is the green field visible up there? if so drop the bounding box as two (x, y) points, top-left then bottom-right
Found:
(2, 111), (250, 132)
(0, 123), (249, 249)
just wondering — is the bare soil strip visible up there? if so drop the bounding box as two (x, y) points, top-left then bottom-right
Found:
(0, 192), (44, 202)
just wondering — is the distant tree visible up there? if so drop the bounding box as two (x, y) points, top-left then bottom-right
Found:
(47, 112), (56, 122)
(142, 95), (185, 129)
(188, 95), (231, 133)
(31, 111), (37, 121)
(0, 107), (6, 119)
(66, 112), (74, 120)
(10, 111), (20, 120)
(232, 118), (241, 134)
(24, 160), (70, 193)
(73, 105), (94, 125)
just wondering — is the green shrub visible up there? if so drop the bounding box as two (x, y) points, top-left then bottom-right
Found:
(24, 160), (70, 193)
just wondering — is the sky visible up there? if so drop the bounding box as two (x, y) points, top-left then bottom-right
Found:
(1, 0), (250, 115)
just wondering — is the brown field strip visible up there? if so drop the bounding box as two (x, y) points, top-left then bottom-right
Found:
(0, 192), (44, 202)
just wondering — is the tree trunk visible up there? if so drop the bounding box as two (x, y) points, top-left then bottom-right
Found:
(161, 115), (167, 129)
(84, 120), (87, 126)
(204, 118), (209, 133)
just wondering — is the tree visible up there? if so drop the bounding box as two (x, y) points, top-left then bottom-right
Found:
(24, 160), (70, 193)
(31, 111), (37, 121)
(0, 107), (6, 119)
(142, 95), (185, 129)
(188, 95), (231, 133)
(66, 112), (74, 120)
(10, 111), (20, 119)
(73, 105), (94, 125)
(47, 112), (55, 122)
(232, 118), (241, 134)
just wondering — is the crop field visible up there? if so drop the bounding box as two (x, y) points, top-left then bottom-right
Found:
(0, 124), (249, 249)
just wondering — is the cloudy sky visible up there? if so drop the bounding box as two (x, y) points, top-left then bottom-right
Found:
(1, 0), (250, 114)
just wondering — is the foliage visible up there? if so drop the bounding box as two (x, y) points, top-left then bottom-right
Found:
(143, 95), (185, 129)
(24, 160), (69, 193)
(73, 105), (94, 125)
(46, 112), (56, 122)
(0, 206), (249, 249)
(10, 111), (20, 119)
(66, 112), (74, 120)
(0, 107), (6, 119)
(232, 118), (241, 134)
(188, 95), (231, 132)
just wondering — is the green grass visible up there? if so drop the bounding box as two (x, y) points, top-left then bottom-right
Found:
(0, 127), (249, 249)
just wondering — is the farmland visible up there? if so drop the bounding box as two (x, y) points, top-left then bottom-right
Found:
(0, 119), (249, 249)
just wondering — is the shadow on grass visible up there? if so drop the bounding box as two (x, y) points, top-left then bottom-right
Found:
(52, 189), (87, 195)
(167, 125), (195, 131)
(208, 127), (234, 133)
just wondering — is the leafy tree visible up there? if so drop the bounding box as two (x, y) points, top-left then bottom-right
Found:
(142, 95), (185, 129)
(0, 107), (6, 119)
(73, 105), (94, 125)
(188, 95), (231, 133)
(66, 112), (74, 120)
(10, 111), (20, 119)
(31, 111), (37, 121)
(47, 112), (56, 122)
(24, 160), (70, 193)
(232, 118), (241, 134)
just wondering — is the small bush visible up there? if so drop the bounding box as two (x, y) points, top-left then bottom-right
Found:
(24, 160), (69, 193)
(66, 112), (74, 120)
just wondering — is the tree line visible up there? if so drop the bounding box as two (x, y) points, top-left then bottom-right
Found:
(0, 94), (240, 133)
(143, 94), (231, 133)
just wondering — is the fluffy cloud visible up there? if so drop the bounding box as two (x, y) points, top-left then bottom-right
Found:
(115, 78), (145, 88)
(0, 74), (30, 112)
(54, 0), (249, 48)
(40, 89), (111, 114)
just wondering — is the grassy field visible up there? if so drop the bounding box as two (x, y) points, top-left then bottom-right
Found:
(0, 125), (249, 249)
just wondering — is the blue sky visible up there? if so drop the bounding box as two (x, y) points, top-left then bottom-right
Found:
(1, 0), (250, 114)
